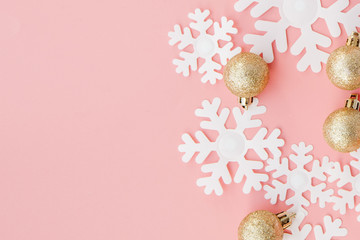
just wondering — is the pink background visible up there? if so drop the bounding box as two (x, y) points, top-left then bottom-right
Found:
(0, 0), (359, 239)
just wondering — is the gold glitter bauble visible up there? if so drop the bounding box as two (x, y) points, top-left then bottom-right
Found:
(323, 107), (360, 152)
(224, 52), (269, 98)
(238, 210), (283, 240)
(326, 32), (360, 90)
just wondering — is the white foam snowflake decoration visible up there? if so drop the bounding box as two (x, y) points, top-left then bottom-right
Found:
(328, 149), (360, 221)
(264, 142), (334, 215)
(234, 0), (360, 72)
(313, 215), (348, 240)
(169, 9), (241, 84)
(178, 97), (284, 195)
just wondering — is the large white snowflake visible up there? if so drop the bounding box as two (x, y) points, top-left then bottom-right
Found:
(264, 142), (334, 215)
(328, 149), (360, 221)
(178, 97), (284, 195)
(234, 0), (360, 72)
(168, 9), (241, 84)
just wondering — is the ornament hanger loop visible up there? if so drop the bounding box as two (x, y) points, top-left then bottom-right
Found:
(276, 211), (296, 229)
(346, 32), (360, 47)
(345, 94), (360, 110)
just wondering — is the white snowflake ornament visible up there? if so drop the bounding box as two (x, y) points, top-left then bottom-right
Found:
(314, 215), (348, 240)
(264, 143), (334, 215)
(178, 97), (284, 195)
(234, 0), (360, 72)
(169, 9), (241, 84)
(328, 149), (360, 221)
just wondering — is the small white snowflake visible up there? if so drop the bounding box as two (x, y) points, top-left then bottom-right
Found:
(169, 9), (241, 84)
(178, 97), (284, 195)
(234, 0), (360, 72)
(313, 215), (348, 240)
(264, 142), (334, 215)
(328, 149), (360, 221)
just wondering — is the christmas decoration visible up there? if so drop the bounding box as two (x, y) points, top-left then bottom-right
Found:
(327, 32), (360, 90)
(323, 94), (360, 152)
(238, 210), (347, 240)
(313, 216), (348, 240)
(238, 210), (295, 240)
(283, 211), (311, 240)
(234, 0), (360, 72)
(168, 9), (241, 84)
(264, 142), (333, 215)
(224, 52), (269, 109)
(170, 4), (356, 239)
(283, 212), (347, 240)
(178, 97), (284, 195)
(328, 149), (360, 221)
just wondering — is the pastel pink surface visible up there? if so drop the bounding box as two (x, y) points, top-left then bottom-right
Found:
(0, 0), (358, 239)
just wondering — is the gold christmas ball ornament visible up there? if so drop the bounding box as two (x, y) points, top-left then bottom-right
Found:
(224, 52), (269, 109)
(238, 210), (295, 240)
(326, 32), (360, 90)
(323, 94), (360, 152)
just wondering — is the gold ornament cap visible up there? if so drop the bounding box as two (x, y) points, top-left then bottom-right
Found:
(326, 32), (360, 90)
(224, 52), (269, 109)
(323, 94), (360, 152)
(238, 210), (295, 240)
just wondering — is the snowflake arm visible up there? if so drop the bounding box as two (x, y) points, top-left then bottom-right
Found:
(168, 24), (195, 49)
(309, 157), (331, 181)
(188, 9), (213, 35)
(319, 0), (350, 37)
(264, 180), (288, 204)
(217, 42), (241, 66)
(234, 158), (268, 193)
(332, 189), (356, 215)
(213, 17), (238, 42)
(309, 183), (334, 208)
(178, 131), (216, 163)
(340, 4), (360, 35)
(288, 143), (313, 168)
(328, 163), (353, 188)
(195, 98), (229, 134)
(313, 215), (348, 240)
(172, 51), (198, 77)
(265, 157), (289, 178)
(197, 158), (231, 195)
(243, 18), (290, 62)
(254, 19), (289, 53)
(233, 98), (266, 132)
(198, 58), (223, 84)
(286, 192), (310, 216)
(290, 26), (331, 72)
(248, 128), (284, 160)
(350, 149), (360, 160)
(284, 211), (312, 240)
(234, 0), (281, 18)
(234, 0), (259, 13)
(320, 1), (360, 37)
